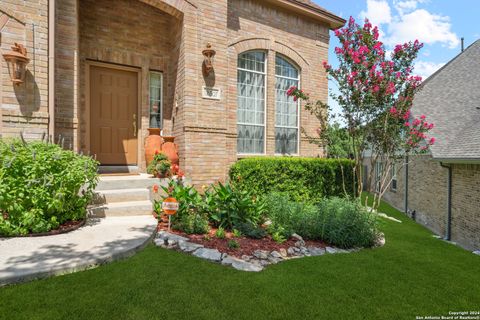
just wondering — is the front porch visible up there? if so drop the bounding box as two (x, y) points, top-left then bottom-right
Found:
(55, 0), (184, 171)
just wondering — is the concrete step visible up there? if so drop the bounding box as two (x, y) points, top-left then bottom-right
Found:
(96, 174), (169, 191)
(88, 200), (153, 218)
(92, 188), (150, 204)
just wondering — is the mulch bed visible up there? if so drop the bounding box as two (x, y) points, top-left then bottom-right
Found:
(1, 219), (86, 238)
(156, 214), (326, 258)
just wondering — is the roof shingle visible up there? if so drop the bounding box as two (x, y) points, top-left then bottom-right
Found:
(412, 39), (480, 161)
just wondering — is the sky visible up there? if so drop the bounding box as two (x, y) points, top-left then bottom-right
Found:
(313, 0), (479, 120)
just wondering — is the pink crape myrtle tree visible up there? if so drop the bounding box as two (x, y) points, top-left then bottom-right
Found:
(287, 17), (435, 210)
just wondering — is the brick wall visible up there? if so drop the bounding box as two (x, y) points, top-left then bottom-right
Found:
(366, 155), (480, 250)
(11, 0), (335, 186)
(0, 1), (49, 139)
(451, 164), (480, 250)
(182, 0), (331, 185)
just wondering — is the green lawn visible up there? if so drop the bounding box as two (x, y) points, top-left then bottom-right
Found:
(1, 198), (479, 320)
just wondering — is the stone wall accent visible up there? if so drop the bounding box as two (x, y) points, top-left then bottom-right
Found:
(366, 155), (480, 250)
(0, 1), (49, 139)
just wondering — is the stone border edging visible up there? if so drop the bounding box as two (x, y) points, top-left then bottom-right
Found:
(154, 231), (385, 272)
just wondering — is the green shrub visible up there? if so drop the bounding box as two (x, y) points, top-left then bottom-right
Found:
(232, 229), (242, 238)
(0, 139), (98, 236)
(159, 181), (209, 235)
(265, 193), (379, 248)
(229, 157), (355, 203)
(215, 227), (226, 239)
(204, 182), (266, 230)
(227, 239), (240, 249)
(157, 181), (268, 234)
(271, 231), (286, 244)
(235, 221), (267, 239)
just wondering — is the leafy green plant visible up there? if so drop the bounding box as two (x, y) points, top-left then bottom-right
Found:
(227, 239), (240, 249)
(229, 157), (355, 203)
(264, 193), (379, 248)
(234, 222), (267, 239)
(232, 229), (242, 238)
(215, 227), (226, 239)
(204, 182), (266, 230)
(147, 152), (171, 178)
(0, 139), (98, 236)
(271, 231), (286, 244)
(157, 181), (209, 234)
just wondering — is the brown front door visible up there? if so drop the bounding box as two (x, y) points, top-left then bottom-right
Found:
(90, 65), (138, 165)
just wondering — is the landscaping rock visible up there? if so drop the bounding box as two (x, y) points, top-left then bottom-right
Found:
(167, 239), (177, 246)
(279, 248), (288, 257)
(252, 250), (269, 260)
(473, 250), (480, 256)
(375, 233), (386, 247)
(231, 260), (263, 272)
(241, 255), (252, 261)
(157, 231), (188, 243)
(308, 246), (325, 256)
(295, 240), (306, 248)
(270, 251), (283, 259)
(300, 248), (311, 257)
(267, 256), (282, 264)
(326, 246), (337, 254)
(287, 247), (296, 255)
(221, 255), (244, 266)
(153, 238), (166, 247)
(178, 241), (203, 253)
(291, 233), (303, 241)
(192, 248), (222, 262)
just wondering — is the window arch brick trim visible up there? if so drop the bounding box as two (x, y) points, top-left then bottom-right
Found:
(139, 0), (197, 18)
(228, 37), (310, 71)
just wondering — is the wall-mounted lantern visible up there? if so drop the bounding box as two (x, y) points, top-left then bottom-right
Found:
(2, 43), (30, 85)
(202, 43), (216, 76)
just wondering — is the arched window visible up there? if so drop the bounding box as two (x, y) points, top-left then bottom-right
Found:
(275, 54), (300, 154)
(237, 51), (266, 154)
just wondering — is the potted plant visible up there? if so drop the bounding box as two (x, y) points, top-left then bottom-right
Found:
(147, 151), (171, 178)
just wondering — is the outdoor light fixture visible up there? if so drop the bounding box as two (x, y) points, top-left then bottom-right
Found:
(2, 43), (30, 85)
(202, 43), (216, 76)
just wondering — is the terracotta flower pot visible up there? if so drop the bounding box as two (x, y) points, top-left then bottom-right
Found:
(161, 136), (179, 166)
(145, 128), (163, 167)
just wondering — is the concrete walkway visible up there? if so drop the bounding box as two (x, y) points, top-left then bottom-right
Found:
(0, 216), (157, 286)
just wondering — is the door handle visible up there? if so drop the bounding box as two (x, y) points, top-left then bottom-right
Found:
(133, 114), (137, 137)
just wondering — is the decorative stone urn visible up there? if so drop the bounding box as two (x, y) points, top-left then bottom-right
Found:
(161, 136), (179, 166)
(145, 128), (163, 167)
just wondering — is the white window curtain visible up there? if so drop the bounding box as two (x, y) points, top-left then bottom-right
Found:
(275, 55), (299, 154)
(237, 51), (266, 154)
(149, 71), (163, 128)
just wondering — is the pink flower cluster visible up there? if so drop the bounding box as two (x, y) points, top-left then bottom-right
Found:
(286, 86), (309, 102)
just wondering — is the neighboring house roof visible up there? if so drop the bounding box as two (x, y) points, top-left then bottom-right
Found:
(412, 39), (480, 162)
(266, 0), (345, 29)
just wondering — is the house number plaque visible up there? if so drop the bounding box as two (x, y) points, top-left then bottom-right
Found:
(202, 86), (221, 100)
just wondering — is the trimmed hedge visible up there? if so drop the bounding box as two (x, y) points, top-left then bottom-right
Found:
(229, 157), (355, 203)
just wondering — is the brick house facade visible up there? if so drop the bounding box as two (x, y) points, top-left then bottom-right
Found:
(364, 40), (480, 251)
(0, 0), (344, 185)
